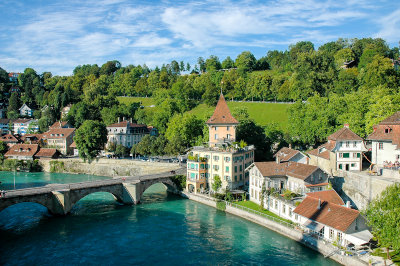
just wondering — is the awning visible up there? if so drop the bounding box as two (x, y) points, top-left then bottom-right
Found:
(304, 220), (324, 232)
(345, 230), (373, 246)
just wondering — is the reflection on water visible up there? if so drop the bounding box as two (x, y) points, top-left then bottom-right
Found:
(0, 179), (339, 266)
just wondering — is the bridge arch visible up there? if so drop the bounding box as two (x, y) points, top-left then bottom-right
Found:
(138, 177), (179, 202)
(0, 195), (60, 215)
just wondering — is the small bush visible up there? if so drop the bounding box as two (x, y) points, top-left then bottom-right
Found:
(216, 201), (226, 211)
(50, 161), (65, 173)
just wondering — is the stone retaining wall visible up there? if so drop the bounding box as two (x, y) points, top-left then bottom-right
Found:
(40, 158), (180, 177)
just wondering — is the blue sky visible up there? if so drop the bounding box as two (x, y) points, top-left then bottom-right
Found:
(0, 0), (399, 75)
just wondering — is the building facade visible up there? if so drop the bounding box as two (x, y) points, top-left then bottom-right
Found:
(42, 128), (75, 155)
(13, 119), (39, 136)
(4, 144), (39, 160)
(367, 111), (400, 167)
(19, 103), (34, 117)
(106, 120), (150, 149)
(186, 93), (255, 192)
(308, 124), (366, 174)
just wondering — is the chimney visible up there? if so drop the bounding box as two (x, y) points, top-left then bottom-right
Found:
(373, 125), (377, 132)
(276, 156), (281, 164)
(346, 201), (351, 208)
(344, 123), (350, 128)
(118, 117), (121, 123)
(317, 199), (321, 209)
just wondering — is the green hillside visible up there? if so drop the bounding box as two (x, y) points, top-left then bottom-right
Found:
(117, 97), (290, 130)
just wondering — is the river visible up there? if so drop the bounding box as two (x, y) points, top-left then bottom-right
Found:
(0, 172), (339, 265)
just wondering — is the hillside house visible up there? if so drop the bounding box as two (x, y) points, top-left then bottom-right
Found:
(42, 128), (75, 155)
(19, 103), (34, 117)
(0, 119), (10, 134)
(13, 118), (39, 136)
(106, 119), (150, 149)
(307, 124), (366, 175)
(274, 147), (308, 164)
(35, 148), (61, 159)
(0, 134), (20, 147)
(49, 121), (72, 130)
(4, 144), (39, 160)
(248, 161), (329, 204)
(367, 111), (400, 168)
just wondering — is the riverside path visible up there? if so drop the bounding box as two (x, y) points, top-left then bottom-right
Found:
(0, 168), (186, 215)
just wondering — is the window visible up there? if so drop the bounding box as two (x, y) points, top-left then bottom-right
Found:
(339, 164), (342, 169)
(339, 153), (343, 158)
(353, 153), (357, 158)
(213, 156), (219, 161)
(225, 166), (229, 173)
(225, 157), (230, 162)
(289, 208), (293, 217)
(337, 232), (342, 242)
(343, 153), (350, 158)
(351, 163), (355, 167)
(213, 165), (219, 170)
(353, 141), (357, 147)
(227, 126), (230, 131)
(214, 134), (218, 140)
(235, 176), (237, 181)
(240, 174), (242, 181)
(385, 128), (390, 134)
(274, 200), (278, 209)
(346, 141), (350, 147)
(329, 229), (334, 239)
(282, 204), (286, 214)
(234, 166), (238, 173)
(295, 214), (298, 220)
(378, 142), (384, 150)
(239, 165), (242, 172)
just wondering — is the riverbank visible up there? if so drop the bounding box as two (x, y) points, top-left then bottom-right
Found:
(182, 192), (370, 266)
(39, 158), (180, 177)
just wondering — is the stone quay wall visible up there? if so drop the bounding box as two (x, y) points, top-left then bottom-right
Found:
(184, 192), (367, 266)
(40, 158), (180, 178)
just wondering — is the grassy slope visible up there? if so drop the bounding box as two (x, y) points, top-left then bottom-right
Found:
(117, 97), (290, 130)
(235, 200), (293, 224)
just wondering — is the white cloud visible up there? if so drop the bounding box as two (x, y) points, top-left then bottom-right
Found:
(375, 8), (400, 43)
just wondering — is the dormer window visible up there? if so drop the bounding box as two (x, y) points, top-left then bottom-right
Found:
(385, 128), (391, 134)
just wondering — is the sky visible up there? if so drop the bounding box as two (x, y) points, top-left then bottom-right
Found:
(0, 0), (399, 76)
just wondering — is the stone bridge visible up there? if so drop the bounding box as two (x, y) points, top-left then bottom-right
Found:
(0, 168), (186, 215)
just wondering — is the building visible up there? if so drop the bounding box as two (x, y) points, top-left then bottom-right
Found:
(186, 94), (255, 192)
(35, 148), (61, 159)
(367, 111), (400, 168)
(61, 104), (72, 119)
(49, 121), (72, 130)
(42, 128), (75, 155)
(70, 141), (79, 156)
(106, 119), (150, 149)
(8, 72), (21, 85)
(0, 118), (10, 134)
(20, 134), (43, 145)
(13, 118), (39, 136)
(4, 144), (39, 160)
(19, 103), (34, 117)
(307, 124), (366, 174)
(293, 194), (372, 247)
(274, 147), (308, 164)
(0, 134), (20, 147)
(248, 161), (329, 204)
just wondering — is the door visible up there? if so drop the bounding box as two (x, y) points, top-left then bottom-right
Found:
(345, 164), (349, 171)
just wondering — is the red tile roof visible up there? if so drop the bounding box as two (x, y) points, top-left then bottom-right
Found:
(307, 141), (335, 160)
(206, 94), (238, 125)
(328, 126), (362, 141)
(294, 197), (359, 232)
(305, 182), (329, 188)
(5, 144), (39, 157)
(274, 147), (301, 162)
(13, 118), (32, 124)
(42, 128), (75, 139)
(378, 111), (400, 125)
(306, 190), (345, 205)
(107, 120), (147, 128)
(49, 121), (70, 129)
(70, 141), (77, 148)
(367, 112), (400, 148)
(0, 134), (19, 143)
(253, 161), (319, 181)
(35, 148), (59, 158)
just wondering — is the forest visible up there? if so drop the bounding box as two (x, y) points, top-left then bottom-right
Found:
(0, 37), (399, 160)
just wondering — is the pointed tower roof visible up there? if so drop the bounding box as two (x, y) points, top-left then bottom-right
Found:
(206, 94), (238, 125)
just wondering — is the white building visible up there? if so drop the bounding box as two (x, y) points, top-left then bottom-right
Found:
(293, 193), (372, 247)
(19, 103), (34, 117)
(13, 118), (39, 136)
(107, 119), (150, 149)
(308, 124), (366, 174)
(367, 111), (400, 167)
(248, 161), (329, 204)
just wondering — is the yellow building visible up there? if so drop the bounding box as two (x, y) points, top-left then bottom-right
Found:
(186, 94), (255, 192)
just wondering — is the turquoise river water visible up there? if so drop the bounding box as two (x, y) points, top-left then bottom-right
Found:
(0, 172), (339, 265)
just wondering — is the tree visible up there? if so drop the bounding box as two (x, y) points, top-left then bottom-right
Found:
(165, 113), (204, 149)
(222, 56), (235, 69)
(235, 51), (256, 75)
(8, 92), (20, 113)
(74, 120), (108, 162)
(205, 55), (222, 72)
(364, 183), (400, 263)
(212, 175), (222, 192)
(115, 144), (129, 157)
(0, 140), (8, 160)
(197, 57), (206, 73)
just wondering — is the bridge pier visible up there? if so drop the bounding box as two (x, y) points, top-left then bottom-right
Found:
(122, 181), (141, 205)
(51, 190), (72, 215)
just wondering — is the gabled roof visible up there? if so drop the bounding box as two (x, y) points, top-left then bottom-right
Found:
(306, 190), (345, 205)
(107, 120), (148, 129)
(19, 103), (32, 111)
(274, 147), (301, 162)
(35, 148), (60, 158)
(206, 94), (238, 125)
(49, 121), (71, 129)
(328, 125), (362, 141)
(42, 128), (75, 139)
(20, 134), (43, 143)
(70, 141), (77, 148)
(253, 161), (319, 181)
(294, 197), (359, 232)
(13, 118), (32, 124)
(5, 144), (39, 157)
(307, 142), (335, 160)
(378, 111), (400, 125)
(367, 112), (400, 148)
(0, 134), (19, 143)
